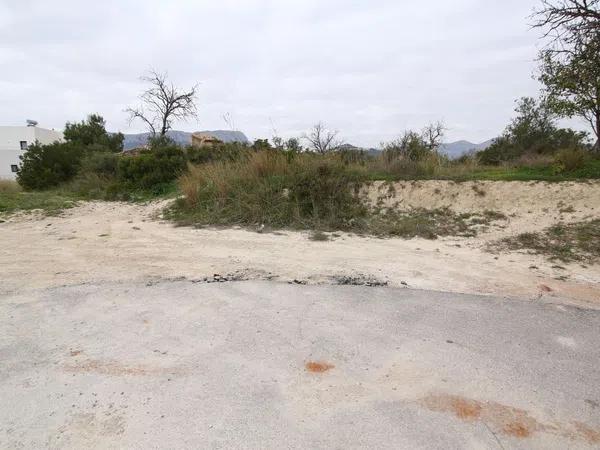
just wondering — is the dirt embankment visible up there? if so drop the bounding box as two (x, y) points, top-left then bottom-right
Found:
(366, 180), (600, 234)
(1, 180), (599, 308)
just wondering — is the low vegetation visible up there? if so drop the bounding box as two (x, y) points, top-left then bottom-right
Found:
(0, 180), (78, 216)
(5, 90), (599, 242)
(166, 150), (508, 239)
(497, 220), (600, 263)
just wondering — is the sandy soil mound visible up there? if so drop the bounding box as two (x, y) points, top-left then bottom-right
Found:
(366, 180), (600, 237)
(368, 179), (599, 214)
(1, 181), (599, 308)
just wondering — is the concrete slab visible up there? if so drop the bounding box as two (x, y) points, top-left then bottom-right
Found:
(1, 281), (599, 449)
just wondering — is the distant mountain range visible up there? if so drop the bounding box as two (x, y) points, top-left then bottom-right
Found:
(121, 130), (494, 159)
(122, 130), (249, 150)
(340, 139), (495, 159)
(439, 139), (495, 159)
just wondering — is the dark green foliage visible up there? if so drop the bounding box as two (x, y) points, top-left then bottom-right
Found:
(477, 97), (589, 165)
(382, 131), (433, 162)
(284, 138), (303, 153)
(64, 114), (123, 152)
(79, 152), (119, 178)
(118, 145), (186, 189)
(252, 139), (272, 151)
(537, 26), (600, 149)
(17, 142), (84, 190)
(17, 114), (125, 191)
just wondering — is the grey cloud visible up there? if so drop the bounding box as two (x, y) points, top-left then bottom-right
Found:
(0, 0), (570, 146)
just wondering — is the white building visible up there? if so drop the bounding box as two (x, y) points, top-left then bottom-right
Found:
(0, 121), (64, 180)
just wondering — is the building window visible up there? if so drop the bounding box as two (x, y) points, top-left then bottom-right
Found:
(11, 165), (19, 173)
(20, 141), (28, 150)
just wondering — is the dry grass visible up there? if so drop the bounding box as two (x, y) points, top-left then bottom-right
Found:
(170, 150), (509, 238)
(173, 151), (368, 230)
(0, 179), (21, 194)
(496, 220), (600, 263)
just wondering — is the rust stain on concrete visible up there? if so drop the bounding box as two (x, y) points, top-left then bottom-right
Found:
(305, 361), (334, 373)
(421, 393), (599, 444)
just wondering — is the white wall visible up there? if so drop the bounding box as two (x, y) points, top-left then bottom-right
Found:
(0, 126), (63, 180)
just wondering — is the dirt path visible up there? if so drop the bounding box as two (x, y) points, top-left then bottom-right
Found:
(1, 180), (599, 308)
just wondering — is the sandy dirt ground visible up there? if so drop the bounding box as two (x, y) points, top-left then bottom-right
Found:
(1, 180), (599, 308)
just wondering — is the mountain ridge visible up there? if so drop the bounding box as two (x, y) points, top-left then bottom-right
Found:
(121, 130), (249, 150)
(439, 139), (495, 158)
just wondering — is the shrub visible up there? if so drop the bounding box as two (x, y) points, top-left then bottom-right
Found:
(64, 114), (123, 152)
(64, 172), (114, 198)
(553, 148), (590, 173)
(79, 152), (119, 178)
(476, 97), (589, 165)
(118, 144), (186, 189)
(382, 131), (432, 163)
(175, 151), (367, 230)
(17, 142), (84, 190)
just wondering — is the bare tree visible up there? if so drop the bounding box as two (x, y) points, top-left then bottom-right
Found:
(126, 70), (199, 137)
(533, 1), (600, 149)
(533, 0), (600, 43)
(303, 122), (341, 154)
(532, 0), (600, 57)
(421, 121), (446, 151)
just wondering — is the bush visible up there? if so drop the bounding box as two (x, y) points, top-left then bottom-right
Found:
(118, 144), (186, 189)
(17, 142), (84, 190)
(79, 152), (119, 178)
(64, 114), (123, 152)
(553, 148), (590, 173)
(382, 131), (433, 163)
(64, 172), (114, 198)
(175, 151), (367, 230)
(476, 97), (589, 165)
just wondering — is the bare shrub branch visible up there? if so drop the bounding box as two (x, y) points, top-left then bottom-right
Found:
(126, 70), (199, 137)
(303, 122), (341, 154)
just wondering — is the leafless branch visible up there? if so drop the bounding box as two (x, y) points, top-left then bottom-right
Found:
(302, 122), (341, 154)
(126, 70), (199, 136)
(421, 121), (446, 151)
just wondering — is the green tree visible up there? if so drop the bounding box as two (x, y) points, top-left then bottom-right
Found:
(477, 97), (588, 164)
(252, 139), (272, 151)
(17, 142), (84, 190)
(534, 0), (600, 149)
(539, 38), (600, 150)
(63, 114), (124, 152)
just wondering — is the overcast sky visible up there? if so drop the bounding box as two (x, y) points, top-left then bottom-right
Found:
(0, 0), (567, 146)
